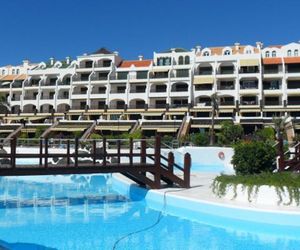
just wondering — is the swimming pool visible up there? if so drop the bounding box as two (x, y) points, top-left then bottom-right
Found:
(0, 174), (299, 250)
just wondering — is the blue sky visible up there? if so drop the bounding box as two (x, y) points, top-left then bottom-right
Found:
(0, 0), (299, 65)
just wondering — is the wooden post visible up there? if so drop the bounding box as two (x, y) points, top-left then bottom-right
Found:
(183, 153), (191, 188)
(10, 138), (16, 169)
(278, 137), (285, 171)
(129, 138), (133, 167)
(103, 137), (106, 167)
(154, 135), (161, 189)
(93, 139), (96, 165)
(44, 138), (48, 168)
(140, 138), (146, 164)
(67, 140), (70, 166)
(74, 138), (78, 168)
(39, 138), (43, 166)
(117, 140), (121, 164)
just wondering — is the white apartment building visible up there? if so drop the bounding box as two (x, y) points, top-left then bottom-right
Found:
(1, 43), (300, 133)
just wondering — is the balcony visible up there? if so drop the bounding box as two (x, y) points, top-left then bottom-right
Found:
(240, 81), (258, 90)
(23, 96), (37, 100)
(11, 96), (21, 101)
(196, 67), (213, 75)
(239, 66), (259, 74)
(263, 81), (280, 90)
(263, 65), (279, 74)
(218, 81), (235, 90)
(40, 96), (54, 100)
(240, 98), (258, 106)
(286, 64), (300, 73)
(218, 66), (235, 75)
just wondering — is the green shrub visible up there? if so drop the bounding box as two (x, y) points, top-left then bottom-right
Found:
(73, 131), (82, 139)
(190, 132), (209, 146)
(121, 130), (142, 140)
(89, 133), (102, 140)
(255, 127), (275, 142)
(218, 121), (243, 146)
(162, 135), (174, 145)
(34, 126), (48, 139)
(232, 140), (276, 175)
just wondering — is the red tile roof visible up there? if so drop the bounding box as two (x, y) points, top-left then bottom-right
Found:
(119, 60), (152, 68)
(263, 58), (282, 65)
(284, 57), (300, 64)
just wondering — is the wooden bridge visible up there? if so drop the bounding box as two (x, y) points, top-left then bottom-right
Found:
(0, 136), (191, 189)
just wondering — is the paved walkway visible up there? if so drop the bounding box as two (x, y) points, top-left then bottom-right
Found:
(116, 172), (300, 213)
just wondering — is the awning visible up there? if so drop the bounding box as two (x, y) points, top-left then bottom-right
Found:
(239, 59), (260, 67)
(151, 68), (169, 73)
(141, 127), (158, 130)
(165, 111), (185, 115)
(193, 76), (214, 84)
(239, 109), (261, 113)
(95, 125), (131, 131)
(284, 57), (300, 64)
(142, 112), (163, 116)
(0, 130), (14, 133)
(191, 124), (221, 129)
(263, 58), (282, 65)
(262, 108), (283, 112)
(157, 127), (178, 132)
(51, 127), (86, 132)
(218, 109), (234, 113)
(27, 116), (48, 121)
(1, 81), (11, 86)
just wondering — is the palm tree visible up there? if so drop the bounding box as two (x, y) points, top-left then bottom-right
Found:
(0, 93), (10, 114)
(272, 116), (288, 171)
(210, 93), (219, 145)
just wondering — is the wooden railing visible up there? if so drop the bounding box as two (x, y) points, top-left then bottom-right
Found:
(0, 136), (191, 189)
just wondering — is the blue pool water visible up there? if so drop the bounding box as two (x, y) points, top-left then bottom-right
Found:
(0, 175), (299, 250)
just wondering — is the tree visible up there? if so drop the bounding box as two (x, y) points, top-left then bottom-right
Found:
(218, 121), (243, 146)
(0, 94), (10, 114)
(210, 93), (219, 145)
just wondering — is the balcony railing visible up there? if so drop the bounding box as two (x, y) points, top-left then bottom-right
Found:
(41, 96), (54, 100)
(23, 96), (37, 100)
(264, 101), (280, 106)
(11, 97), (21, 101)
(240, 84), (258, 89)
(218, 85), (234, 90)
(241, 101), (258, 105)
(219, 102), (235, 106)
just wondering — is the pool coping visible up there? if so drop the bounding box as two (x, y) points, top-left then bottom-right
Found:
(112, 173), (300, 227)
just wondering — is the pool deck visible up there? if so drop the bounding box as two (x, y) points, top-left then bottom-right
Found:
(115, 172), (300, 213)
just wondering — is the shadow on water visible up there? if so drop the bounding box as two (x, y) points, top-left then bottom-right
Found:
(0, 239), (56, 250)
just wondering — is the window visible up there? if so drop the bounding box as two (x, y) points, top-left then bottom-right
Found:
(224, 50), (231, 55)
(246, 50), (252, 54)
(288, 50), (292, 57)
(2, 70), (5, 75)
(16, 69), (19, 74)
(272, 51), (276, 57)
(203, 51), (210, 56)
(12, 69), (15, 74)
(184, 56), (190, 64)
(178, 56), (183, 65)
(265, 51), (270, 58)
(295, 50), (299, 57)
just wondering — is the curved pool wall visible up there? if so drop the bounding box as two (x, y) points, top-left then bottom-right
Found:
(112, 174), (300, 228)
(170, 146), (234, 173)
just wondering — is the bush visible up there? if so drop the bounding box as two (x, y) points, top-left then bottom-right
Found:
(232, 140), (276, 175)
(218, 121), (243, 146)
(89, 133), (102, 140)
(162, 134), (174, 145)
(255, 127), (275, 142)
(190, 132), (209, 146)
